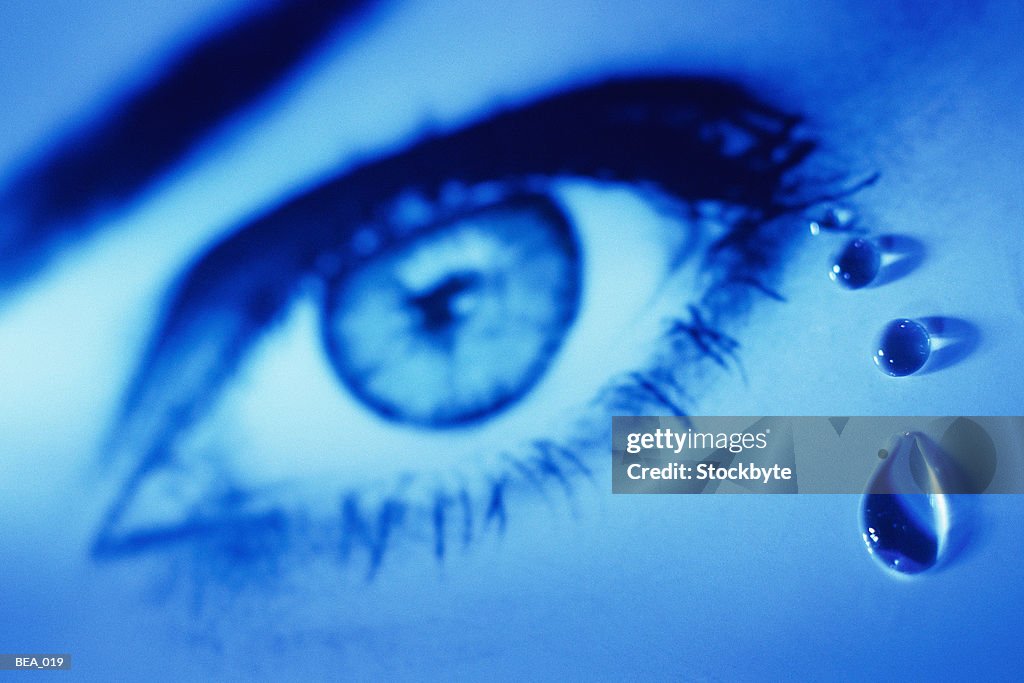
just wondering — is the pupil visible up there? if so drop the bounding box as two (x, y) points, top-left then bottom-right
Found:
(408, 272), (480, 333)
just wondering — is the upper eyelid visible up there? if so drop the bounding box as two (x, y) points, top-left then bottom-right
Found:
(113, 74), (812, 451)
(96, 74), (817, 560)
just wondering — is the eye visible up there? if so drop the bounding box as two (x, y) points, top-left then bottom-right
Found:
(94, 75), (843, 574)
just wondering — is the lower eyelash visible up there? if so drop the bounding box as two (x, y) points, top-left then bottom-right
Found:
(164, 275), (744, 585)
(126, 266), (778, 589)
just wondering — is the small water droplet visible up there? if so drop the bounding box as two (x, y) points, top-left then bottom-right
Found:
(874, 318), (930, 376)
(861, 432), (967, 575)
(809, 206), (856, 235)
(830, 237), (881, 289)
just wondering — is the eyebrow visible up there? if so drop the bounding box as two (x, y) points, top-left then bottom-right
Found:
(0, 0), (374, 297)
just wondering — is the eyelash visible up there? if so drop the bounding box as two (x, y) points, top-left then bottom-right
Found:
(94, 74), (867, 586)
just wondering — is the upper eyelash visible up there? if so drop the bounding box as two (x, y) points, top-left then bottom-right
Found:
(94, 74), (835, 585)
(110, 75), (817, 460)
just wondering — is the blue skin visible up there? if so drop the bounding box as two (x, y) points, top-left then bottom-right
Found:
(1, 0), (1023, 679)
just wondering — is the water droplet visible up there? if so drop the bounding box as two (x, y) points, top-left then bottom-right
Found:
(874, 318), (930, 376)
(861, 432), (966, 575)
(809, 206), (856, 235)
(829, 237), (880, 289)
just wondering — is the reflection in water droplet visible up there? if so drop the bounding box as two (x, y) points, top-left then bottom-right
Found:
(861, 432), (971, 575)
(935, 417), (998, 494)
(862, 492), (938, 574)
(873, 318), (931, 376)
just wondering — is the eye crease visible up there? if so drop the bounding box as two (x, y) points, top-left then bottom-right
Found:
(93, 74), (848, 576)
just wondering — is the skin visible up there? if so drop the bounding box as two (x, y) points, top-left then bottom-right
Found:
(1, 0), (1022, 678)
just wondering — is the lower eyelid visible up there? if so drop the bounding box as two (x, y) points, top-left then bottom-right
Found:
(111, 278), (778, 574)
(91, 200), (801, 578)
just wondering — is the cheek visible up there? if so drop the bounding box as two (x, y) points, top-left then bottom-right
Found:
(0, 180), (241, 486)
(0, 258), (152, 456)
(0, 228), (198, 584)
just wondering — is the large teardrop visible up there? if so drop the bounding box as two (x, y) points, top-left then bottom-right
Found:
(860, 432), (966, 575)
